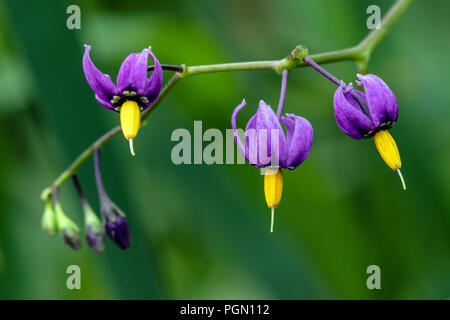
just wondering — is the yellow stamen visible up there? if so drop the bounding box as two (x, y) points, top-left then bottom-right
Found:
(120, 100), (140, 156)
(264, 167), (283, 232)
(374, 130), (406, 190)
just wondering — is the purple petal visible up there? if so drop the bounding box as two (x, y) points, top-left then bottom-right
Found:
(281, 114), (313, 170)
(357, 74), (398, 126)
(333, 82), (375, 139)
(231, 99), (247, 160)
(142, 49), (163, 107)
(116, 53), (139, 93)
(83, 45), (117, 102)
(244, 113), (259, 165)
(254, 101), (287, 167)
(130, 48), (149, 94)
(95, 95), (117, 111)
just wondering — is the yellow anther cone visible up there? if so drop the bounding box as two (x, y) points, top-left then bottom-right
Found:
(374, 130), (406, 190)
(264, 168), (283, 232)
(120, 100), (141, 156)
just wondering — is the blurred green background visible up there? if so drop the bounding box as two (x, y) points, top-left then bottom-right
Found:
(0, 0), (448, 299)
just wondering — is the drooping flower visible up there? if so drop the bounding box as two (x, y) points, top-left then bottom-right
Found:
(333, 74), (405, 189)
(94, 149), (131, 249)
(83, 45), (163, 156)
(232, 99), (313, 232)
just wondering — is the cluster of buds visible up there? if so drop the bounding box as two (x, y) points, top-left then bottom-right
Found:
(41, 149), (130, 252)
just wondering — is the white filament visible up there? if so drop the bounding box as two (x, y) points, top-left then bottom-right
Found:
(397, 169), (406, 190)
(129, 139), (136, 157)
(270, 207), (275, 233)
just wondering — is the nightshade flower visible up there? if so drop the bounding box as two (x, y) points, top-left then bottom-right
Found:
(334, 74), (405, 189)
(83, 45), (163, 156)
(232, 99), (313, 232)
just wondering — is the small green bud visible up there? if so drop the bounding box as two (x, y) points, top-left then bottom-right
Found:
(54, 202), (81, 250)
(41, 198), (58, 236)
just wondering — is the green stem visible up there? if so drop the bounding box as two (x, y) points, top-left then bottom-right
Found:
(40, 0), (412, 201)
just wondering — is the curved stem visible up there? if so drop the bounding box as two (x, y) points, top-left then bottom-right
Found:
(276, 69), (289, 119)
(40, 0), (412, 201)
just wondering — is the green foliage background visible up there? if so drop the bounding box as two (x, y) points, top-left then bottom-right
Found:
(0, 0), (448, 299)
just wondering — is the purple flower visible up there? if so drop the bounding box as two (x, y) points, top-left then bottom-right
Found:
(333, 74), (398, 139)
(83, 45), (163, 155)
(231, 99), (313, 170)
(83, 45), (163, 112)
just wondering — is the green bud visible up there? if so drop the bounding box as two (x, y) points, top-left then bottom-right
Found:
(41, 199), (58, 236)
(54, 202), (81, 250)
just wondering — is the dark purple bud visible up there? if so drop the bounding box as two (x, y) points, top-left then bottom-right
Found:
(103, 206), (131, 250)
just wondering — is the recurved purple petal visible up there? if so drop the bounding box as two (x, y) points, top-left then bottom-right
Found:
(333, 82), (375, 139)
(83, 45), (117, 102)
(356, 74), (398, 126)
(142, 49), (163, 107)
(281, 114), (313, 170)
(116, 53), (139, 93)
(231, 99), (247, 160)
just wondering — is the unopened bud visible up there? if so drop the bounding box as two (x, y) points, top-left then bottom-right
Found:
(54, 202), (81, 250)
(83, 203), (105, 253)
(41, 198), (58, 236)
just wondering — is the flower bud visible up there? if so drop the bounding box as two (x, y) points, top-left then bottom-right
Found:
(54, 201), (81, 250)
(83, 203), (105, 253)
(101, 199), (131, 250)
(41, 198), (58, 236)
